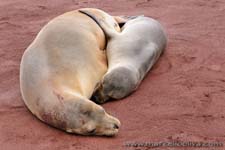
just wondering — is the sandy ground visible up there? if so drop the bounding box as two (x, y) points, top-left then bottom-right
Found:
(0, 0), (225, 150)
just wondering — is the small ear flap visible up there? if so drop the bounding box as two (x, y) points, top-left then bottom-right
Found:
(80, 100), (93, 115)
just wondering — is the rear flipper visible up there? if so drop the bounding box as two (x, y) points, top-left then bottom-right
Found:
(79, 9), (118, 39)
(79, 9), (144, 39)
(93, 66), (138, 104)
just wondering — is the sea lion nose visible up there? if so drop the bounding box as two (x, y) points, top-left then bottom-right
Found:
(113, 123), (119, 129)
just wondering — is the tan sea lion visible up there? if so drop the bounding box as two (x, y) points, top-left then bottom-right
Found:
(20, 8), (121, 136)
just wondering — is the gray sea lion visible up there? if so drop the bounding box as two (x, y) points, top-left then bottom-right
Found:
(83, 14), (167, 103)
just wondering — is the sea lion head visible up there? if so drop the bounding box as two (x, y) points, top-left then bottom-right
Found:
(65, 99), (120, 136)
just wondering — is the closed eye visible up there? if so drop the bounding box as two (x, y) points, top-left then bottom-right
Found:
(88, 128), (96, 134)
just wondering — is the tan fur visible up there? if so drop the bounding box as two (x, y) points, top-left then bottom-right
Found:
(20, 8), (120, 136)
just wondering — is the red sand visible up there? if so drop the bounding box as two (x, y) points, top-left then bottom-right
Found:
(1, 0), (225, 150)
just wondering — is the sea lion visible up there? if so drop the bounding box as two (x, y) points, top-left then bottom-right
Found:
(20, 8), (121, 136)
(84, 14), (167, 103)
